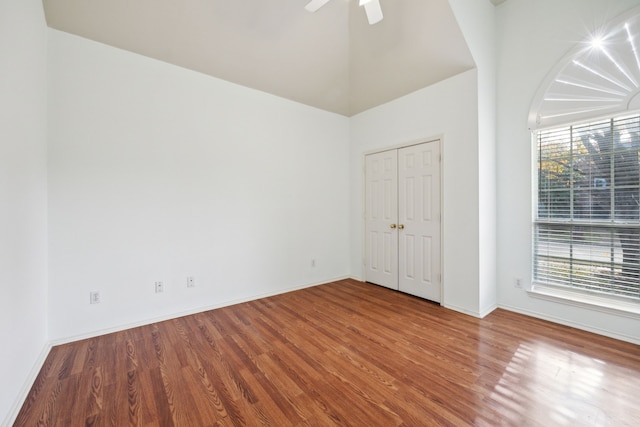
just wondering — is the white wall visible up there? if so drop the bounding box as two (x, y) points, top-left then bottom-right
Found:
(0, 0), (49, 424)
(350, 69), (483, 316)
(47, 30), (351, 341)
(496, 0), (640, 343)
(449, 0), (498, 315)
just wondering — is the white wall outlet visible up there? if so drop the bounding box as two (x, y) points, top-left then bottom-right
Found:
(311, 258), (316, 268)
(187, 276), (195, 288)
(514, 278), (523, 289)
(155, 281), (164, 293)
(90, 291), (100, 304)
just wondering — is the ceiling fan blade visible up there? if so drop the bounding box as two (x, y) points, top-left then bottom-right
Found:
(305, 0), (332, 13)
(362, 0), (383, 25)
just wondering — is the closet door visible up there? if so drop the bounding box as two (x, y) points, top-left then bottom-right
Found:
(398, 141), (441, 301)
(365, 150), (398, 290)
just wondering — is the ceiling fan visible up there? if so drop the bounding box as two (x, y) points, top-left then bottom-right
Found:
(305, 0), (383, 25)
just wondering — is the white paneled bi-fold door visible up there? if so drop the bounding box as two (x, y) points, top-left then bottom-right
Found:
(365, 141), (441, 302)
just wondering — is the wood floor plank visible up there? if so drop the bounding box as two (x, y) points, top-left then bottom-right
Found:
(13, 279), (640, 426)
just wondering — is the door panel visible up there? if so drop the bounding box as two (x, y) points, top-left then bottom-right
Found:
(422, 236), (433, 283)
(398, 141), (441, 301)
(365, 150), (398, 290)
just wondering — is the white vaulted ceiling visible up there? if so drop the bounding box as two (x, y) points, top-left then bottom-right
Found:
(42, 0), (490, 116)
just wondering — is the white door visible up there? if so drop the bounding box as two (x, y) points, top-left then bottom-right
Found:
(365, 149), (398, 290)
(398, 142), (441, 301)
(365, 141), (441, 302)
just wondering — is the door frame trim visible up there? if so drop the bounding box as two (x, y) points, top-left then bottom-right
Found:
(362, 135), (445, 304)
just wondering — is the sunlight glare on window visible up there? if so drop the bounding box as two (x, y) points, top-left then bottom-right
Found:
(590, 36), (604, 50)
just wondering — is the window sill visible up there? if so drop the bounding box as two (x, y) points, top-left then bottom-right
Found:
(529, 284), (640, 320)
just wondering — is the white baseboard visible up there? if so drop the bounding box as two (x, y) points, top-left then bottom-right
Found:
(443, 303), (483, 318)
(479, 303), (498, 318)
(2, 341), (52, 427)
(443, 304), (498, 319)
(498, 303), (640, 345)
(51, 276), (350, 346)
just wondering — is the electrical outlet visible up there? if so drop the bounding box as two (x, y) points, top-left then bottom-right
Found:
(90, 291), (100, 304)
(155, 281), (164, 293)
(187, 276), (195, 288)
(514, 278), (523, 289)
(311, 259), (316, 268)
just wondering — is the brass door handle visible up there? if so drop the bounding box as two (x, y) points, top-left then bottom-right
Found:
(390, 224), (397, 229)
(398, 224), (405, 230)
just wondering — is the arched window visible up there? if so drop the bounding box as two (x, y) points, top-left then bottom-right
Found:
(530, 7), (640, 308)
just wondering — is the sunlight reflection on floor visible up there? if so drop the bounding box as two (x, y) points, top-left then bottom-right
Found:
(483, 341), (633, 426)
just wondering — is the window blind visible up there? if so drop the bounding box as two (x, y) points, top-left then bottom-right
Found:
(534, 115), (640, 301)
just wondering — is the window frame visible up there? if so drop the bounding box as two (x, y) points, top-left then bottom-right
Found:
(531, 113), (640, 316)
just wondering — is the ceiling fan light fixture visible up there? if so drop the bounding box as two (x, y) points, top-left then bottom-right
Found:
(305, 0), (331, 13)
(306, 0), (383, 26)
(361, 0), (383, 25)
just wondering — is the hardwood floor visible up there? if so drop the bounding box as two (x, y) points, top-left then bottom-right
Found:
(14, 279), (640, 426)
